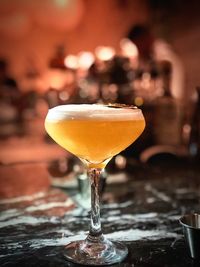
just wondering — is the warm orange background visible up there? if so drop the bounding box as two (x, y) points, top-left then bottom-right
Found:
(0, 0), (200, 96)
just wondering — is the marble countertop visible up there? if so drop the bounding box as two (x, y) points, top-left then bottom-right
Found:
(0, 161), (200, 267)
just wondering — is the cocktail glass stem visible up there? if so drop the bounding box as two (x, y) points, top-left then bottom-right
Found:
(63, 166), (128, 265)
(88, 168), (102, 239)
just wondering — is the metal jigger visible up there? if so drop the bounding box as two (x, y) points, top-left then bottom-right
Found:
(77, 172), (90, 200)
(180, 213), (200, 260)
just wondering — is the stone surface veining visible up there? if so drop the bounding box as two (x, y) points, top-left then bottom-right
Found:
(0, 163), (200, 267)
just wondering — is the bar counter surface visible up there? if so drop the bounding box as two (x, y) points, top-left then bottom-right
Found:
(0, 159), (200, 267)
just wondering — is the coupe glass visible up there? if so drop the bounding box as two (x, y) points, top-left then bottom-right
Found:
(45, 104), (145, 265)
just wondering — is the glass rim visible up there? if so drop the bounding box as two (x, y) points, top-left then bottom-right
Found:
(47, 103), (142, 112)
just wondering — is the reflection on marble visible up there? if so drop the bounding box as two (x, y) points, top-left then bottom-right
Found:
(0, 163), (200, 266)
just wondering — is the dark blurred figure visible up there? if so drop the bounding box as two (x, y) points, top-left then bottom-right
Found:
(127, 24), (184, 100)
(127, 25), (154, 62)
(0, 59), (21, 138)
(0, 59), (18, 94)
(0, 58), (20, 108)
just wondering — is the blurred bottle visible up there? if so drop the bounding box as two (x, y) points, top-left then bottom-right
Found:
(189, 87), (200, 160)
(49, 45), (66, 69)
(154, 61), (183, 146)
(108, 56), (134, 105)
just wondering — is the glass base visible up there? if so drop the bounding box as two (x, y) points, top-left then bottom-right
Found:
(63, 235), (128, 266)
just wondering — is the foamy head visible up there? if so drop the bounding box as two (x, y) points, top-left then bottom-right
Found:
(46, 104), (144, 121)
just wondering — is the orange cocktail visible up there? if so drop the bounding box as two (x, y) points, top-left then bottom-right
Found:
(45, 104), (145, 168)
